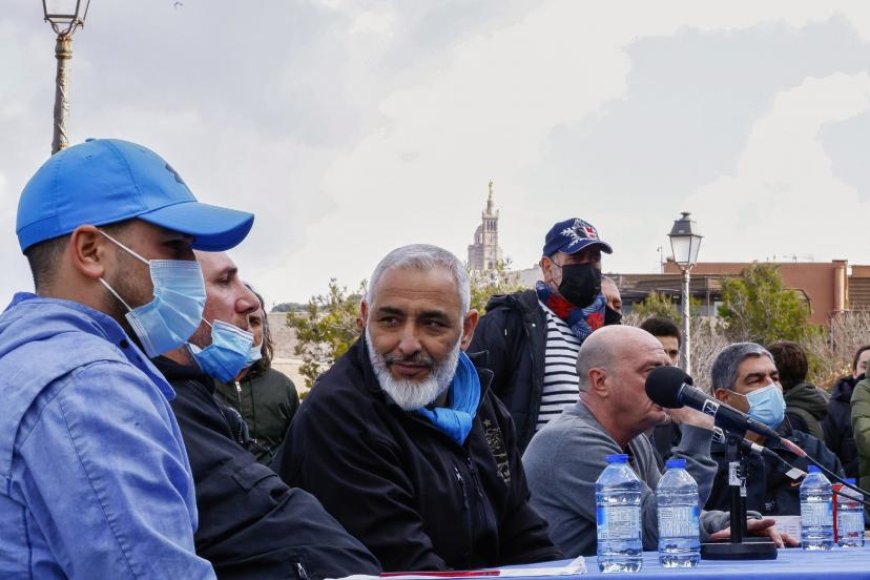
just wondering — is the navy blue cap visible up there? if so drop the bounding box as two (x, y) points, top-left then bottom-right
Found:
(17, 139), (254, 252)
(542, 217), (612, 257)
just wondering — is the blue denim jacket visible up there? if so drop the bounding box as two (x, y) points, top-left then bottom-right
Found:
(0, 293), (215, 579)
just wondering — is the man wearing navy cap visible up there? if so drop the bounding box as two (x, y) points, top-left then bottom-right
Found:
(469, 217), (618, 452)
(0, 139), (253, 578)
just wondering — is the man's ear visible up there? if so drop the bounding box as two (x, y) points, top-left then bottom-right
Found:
(713, 388), (730, 403)
(357, 300), (369, 331)
(588, 367), (608, 397)
(68, 225), (109, 280)
(539, 255), (555, 284)
(460, 309), (479, 351)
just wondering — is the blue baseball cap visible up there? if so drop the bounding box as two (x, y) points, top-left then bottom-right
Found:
(542, 217), (613, 257)
(17, 138), (254, 252)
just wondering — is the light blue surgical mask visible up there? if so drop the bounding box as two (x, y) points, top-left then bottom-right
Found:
(99, 231), (206, 358)
(190, 320), (255, 383)
(247, 341), (263, 367)
(738, 383), (786, 430)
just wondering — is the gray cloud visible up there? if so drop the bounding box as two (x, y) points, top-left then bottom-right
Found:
(525, 14), (870, 214)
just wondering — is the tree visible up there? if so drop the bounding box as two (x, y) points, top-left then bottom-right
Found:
(286, 279), (364, 388)
(628, 291), (681, 325)
(469, 260), (527, 314)
(718, 263), (819, 345)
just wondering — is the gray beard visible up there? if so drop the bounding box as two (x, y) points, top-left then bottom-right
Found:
(366, 327), (461, 411)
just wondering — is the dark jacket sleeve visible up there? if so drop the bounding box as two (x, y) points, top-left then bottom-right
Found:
(468, 305), (514, 402)
(170, 381), (381, 580)
(276, 389), (450, 571)
(487, 396), (563, 564)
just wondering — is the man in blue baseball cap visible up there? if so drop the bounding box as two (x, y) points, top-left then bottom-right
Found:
(0, 139), (254, 578)
(469, 217), (618, 452)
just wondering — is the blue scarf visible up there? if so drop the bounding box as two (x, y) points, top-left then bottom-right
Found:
(415, 352), (481, 445)
(535, 281), (605, 341)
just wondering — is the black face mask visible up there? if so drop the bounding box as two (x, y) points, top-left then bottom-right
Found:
(556, 263), (601, 308)
(604, 306), (623, 325)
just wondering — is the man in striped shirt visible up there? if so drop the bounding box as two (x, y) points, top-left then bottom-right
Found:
(469, 217), (618, 452)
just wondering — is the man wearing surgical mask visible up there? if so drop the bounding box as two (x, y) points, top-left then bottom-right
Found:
(152, 251), (381, 579)
(1, 138), (256, 578)
(214, 287), (300, 465)
(704, 342), (844, 516)
(469, 217), (619, 452)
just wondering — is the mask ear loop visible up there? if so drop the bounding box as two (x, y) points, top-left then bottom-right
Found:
(99, 278), (134, 312)
(98, 230), (150, 265)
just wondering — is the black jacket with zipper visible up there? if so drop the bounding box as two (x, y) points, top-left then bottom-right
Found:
(153, 356), (381, 580)
(214, 367), (299, 464)
(271, 339), (561, 572)
(467, 289), (547, 453)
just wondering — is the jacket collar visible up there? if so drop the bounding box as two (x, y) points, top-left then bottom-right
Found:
(152, 355), (215, 393)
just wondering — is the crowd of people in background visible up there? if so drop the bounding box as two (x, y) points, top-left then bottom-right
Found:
(1, 139), (868, 578)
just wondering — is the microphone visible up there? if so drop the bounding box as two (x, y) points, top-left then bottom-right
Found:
(645, 366), (781, 441)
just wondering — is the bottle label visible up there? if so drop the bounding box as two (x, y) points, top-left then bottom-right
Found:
(659, 505), (700, 538)
(597, 506), (641, 540)
(801, 501), (832, 527)
(837, 512), (863, 536)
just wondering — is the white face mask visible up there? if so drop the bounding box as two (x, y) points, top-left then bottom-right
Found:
(247, 340), (263, 366)
(98, 230), (206, 357)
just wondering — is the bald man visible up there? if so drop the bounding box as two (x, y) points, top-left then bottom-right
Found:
(522, 326), (792, 557)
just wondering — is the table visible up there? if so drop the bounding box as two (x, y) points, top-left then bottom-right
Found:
(513, 546), (870, 579)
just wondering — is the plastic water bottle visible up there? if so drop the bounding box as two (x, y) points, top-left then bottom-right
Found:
(836, 478), (865, 548)
(656, 458), (701, 567)
(596, 454), (643, 573)
(800, 465), (833, 550)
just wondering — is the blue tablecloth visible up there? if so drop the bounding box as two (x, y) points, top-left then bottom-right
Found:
(514, 546), (870, 579)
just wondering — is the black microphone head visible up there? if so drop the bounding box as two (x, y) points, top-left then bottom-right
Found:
(645, 366), (693, 408)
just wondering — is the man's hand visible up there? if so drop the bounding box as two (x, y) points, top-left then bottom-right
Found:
(663, 406), (714, 430)
(708, 518), (799, 548)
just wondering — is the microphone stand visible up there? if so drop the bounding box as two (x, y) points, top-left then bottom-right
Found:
(700, 433), (778, 560)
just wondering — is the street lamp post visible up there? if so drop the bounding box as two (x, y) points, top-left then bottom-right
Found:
(668, 212), (703, 375)
(42, 0), (92, 154)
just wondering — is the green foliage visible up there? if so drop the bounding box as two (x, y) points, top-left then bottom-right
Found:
(286, 278), (365, 388)
(631, 291), (681, 323)
(469, 260), (527, 313)
(718, 263), (819, 345)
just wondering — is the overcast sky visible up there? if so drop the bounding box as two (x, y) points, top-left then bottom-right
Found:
(3, 1), (870, 307)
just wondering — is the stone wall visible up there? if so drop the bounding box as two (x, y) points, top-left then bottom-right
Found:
(267, 312), (307, 393)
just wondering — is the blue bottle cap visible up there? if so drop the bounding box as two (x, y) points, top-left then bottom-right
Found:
(665, 458), (687, 469)
(606, 454), (629, 464)
(807, 465), (821, 474)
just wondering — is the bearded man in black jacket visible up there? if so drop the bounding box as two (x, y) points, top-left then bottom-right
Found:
(155, 251), (380, 580)
(273, 244), (561, 572)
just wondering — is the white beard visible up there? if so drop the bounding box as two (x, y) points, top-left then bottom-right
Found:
(366, 327), (462, 411)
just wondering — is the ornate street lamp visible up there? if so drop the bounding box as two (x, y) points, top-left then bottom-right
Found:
(668, 212), (703, 374)
(42, 0), (92, 154)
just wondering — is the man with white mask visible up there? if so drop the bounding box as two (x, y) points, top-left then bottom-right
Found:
(0, 138), (254, 578)
(153, 251), (381, 580)
(273, 244), (562, 572)
(705, 342), (844, 516)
